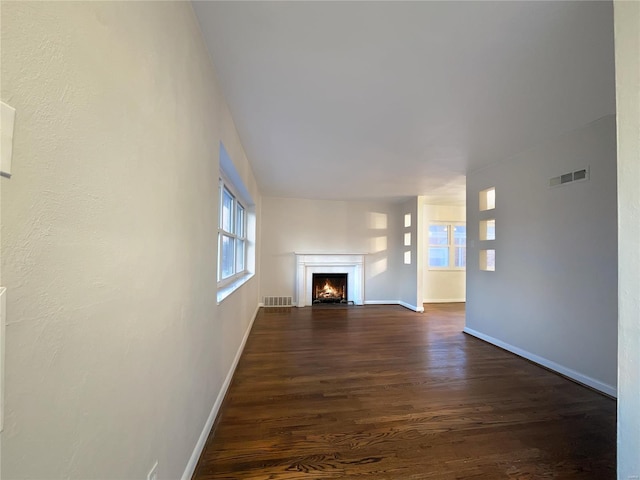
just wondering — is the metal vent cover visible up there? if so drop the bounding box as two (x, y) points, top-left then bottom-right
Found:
(550, 167), (590, 188)
(263, 296), (293, 307)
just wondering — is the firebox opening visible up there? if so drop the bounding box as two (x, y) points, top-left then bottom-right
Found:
(312, 274), (348, 304)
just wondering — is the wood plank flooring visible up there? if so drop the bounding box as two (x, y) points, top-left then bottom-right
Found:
(193, 304), (616, 479)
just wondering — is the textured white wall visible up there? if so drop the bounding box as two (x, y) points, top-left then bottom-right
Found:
(422, 204), (466, 302)
(614, 1), (640, 477)
(0, 2), (260, 479)
(466, 115), (618, 394)
(260, 197), (413, 305)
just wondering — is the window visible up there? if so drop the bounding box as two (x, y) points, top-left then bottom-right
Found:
(428, 223), (466, 269)
(217, 142), (255, 303)
(218, 180), (247, 282)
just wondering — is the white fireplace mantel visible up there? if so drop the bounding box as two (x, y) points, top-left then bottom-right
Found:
(295, 253), (366, 307)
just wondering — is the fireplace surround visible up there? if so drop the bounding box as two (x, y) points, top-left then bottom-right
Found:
(295, 253), (365, 307)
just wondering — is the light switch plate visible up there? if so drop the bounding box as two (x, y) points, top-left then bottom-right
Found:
(1, 101), (16, 177)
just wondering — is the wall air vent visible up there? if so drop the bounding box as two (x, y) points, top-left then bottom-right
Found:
(573, 168), (588, 181)
(263, 296), (293, 307)
(550, 167), (590, 188)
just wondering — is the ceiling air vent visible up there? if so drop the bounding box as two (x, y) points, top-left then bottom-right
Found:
(550, 167), (590, 188)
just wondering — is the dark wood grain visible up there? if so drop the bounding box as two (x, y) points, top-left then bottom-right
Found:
(193, 303), (615, 479)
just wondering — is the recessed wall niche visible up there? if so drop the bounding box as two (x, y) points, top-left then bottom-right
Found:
(480, 249), (495, 271)
(480, 219), (496, 241)
(479, 187), (495, 211)
(479, 187), (496, 271)
(403, 212), (412, 264)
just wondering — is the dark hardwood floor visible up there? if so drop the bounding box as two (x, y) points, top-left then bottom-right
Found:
(193, 304), (616, 479)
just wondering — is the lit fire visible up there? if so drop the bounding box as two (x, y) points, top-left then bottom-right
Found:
(317, 280), (341, 298)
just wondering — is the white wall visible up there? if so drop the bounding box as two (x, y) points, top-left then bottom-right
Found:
(614, 1), (640, 477)
(465, 115), (618, 396)
(422, 204), (466, 302)
(0, 3), (260, 479)
(260, 196), (422, 310)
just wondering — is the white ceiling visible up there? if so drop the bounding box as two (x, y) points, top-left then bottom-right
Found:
(193, 1), (615, 204)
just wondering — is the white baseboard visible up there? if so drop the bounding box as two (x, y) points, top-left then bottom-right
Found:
(364, 300), (424, 313)
(181, 304), (261, 480)
(423, 298), (465, 303)
(398, 301), (424, 313)
(462, 327), (617, 398)
(364, 300), (397, 305)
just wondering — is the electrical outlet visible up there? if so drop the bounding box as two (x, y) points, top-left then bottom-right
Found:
(147, 461), (158, 480)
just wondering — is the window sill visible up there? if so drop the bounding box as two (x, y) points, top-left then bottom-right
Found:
(217, 272), (254, 304)
(428, 268), (466, 272)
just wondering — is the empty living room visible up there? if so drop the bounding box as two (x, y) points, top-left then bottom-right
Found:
(0, 1), (638, 479)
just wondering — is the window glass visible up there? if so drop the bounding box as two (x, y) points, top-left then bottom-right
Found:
(429, 225), (449, 245)
(221, 188), (233, 232)
(221, 235), (235, 279)
(453, 225), (466, 268)
(429, 223), (465, 269)
(454, 247), (466, 268)
(236, 203), (245, 238)
(429, 247), (450, 268)
(236, 239), (245, 273)
(454, 225), (466, 245)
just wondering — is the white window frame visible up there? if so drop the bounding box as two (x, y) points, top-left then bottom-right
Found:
(217, 142), (256, 304)
(428, 222), (466, 271)
(218, 176), (247, 287)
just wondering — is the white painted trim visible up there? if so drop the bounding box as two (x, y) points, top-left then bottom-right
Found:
(363, 300), (398, 305)
(217, 272), (255, 304)
(399, 301), (425, 313)
(462, 327), (617, 398)
(295, 253), (365, 307)
(364, 300), (424, 313)
(181, 304), (261, 480)
(423, 298), (466, 303)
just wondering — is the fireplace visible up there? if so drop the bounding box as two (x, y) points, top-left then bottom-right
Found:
(312, 274), (347, 304)
(295, 253), (365, 307)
